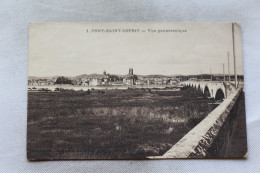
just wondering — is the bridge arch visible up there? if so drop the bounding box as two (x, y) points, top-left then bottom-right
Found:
(215, 88), (225, 100)
(204, 86), (211, 97)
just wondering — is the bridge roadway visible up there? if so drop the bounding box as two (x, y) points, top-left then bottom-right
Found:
(148, 81), (246, 159)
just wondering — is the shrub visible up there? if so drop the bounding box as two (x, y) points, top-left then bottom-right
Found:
(54, 76), (73, 85)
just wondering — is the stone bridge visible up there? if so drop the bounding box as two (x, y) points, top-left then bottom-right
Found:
(181, 80), (236, 100)
(148, 81), (247, 159)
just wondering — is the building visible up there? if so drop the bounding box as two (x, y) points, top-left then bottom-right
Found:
(90, 78), (102, 86)
(169, 80), (177, 85)
(123, 68), (138, 85)
(123, 77), (135, 85)
(81, 77), (91, 86)
(154, 78), (163, 85)
(28, 79), (55, 86)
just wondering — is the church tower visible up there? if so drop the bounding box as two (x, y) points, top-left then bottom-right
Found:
(129, 68), (133, 76)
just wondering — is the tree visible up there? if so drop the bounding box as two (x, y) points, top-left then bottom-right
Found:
(55, 76), (73, 85)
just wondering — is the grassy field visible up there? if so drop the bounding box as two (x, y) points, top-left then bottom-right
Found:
(27, 87), (217, 160)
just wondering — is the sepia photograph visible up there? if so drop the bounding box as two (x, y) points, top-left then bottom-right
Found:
(27, 23), (247, 160)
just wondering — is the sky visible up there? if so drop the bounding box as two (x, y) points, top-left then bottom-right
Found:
(28, 23), (244, 77)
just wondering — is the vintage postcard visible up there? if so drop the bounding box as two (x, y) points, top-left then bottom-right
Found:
(27, 23), (247, 160)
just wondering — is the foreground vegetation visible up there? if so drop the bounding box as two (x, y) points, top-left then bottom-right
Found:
(27, 87), (217, 160)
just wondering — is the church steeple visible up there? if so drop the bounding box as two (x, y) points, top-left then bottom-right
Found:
(129, 68), (133, 76)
